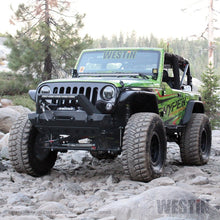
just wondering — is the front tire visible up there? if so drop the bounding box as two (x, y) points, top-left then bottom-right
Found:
(122, 113), (167, 182)
(8, 114), (57, 176)
(180, 113), (211, 165)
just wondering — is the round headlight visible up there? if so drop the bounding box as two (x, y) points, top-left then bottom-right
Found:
(102, 86), (115, 100)
(40, 86), (51, 94)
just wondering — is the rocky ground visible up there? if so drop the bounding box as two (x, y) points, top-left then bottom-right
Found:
(0, 103), (220, 219)
(0, 132), (219, 220)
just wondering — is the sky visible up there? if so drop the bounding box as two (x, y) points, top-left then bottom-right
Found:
(0, 0), (220, 40)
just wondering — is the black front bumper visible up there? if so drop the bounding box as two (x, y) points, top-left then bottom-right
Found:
(29, 94), (114, 137)
(28, 110), (113, 138)
(29, 110), (112, 129)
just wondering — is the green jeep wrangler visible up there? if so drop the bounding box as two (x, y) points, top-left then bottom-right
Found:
(8, 48), (212, 182)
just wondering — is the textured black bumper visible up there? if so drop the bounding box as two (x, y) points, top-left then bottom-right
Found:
(28, 110), (112, 128)
(28, 110), (113, 138)
(30, 93), (116, 138)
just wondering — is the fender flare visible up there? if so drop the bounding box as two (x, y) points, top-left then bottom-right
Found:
(181, 100), (205, 124)
(118, 90), (159, 114)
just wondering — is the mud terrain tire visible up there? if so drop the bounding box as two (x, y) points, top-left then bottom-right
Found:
(122, 113), (167, 182)
(8, 114), (57, 176)
(180, 113), (211, 165)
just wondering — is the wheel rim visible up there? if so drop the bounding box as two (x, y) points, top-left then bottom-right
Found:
(150, 133), (160, 166)
(201, 128), (208, 154)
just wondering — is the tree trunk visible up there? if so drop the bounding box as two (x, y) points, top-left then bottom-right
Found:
(43, 0), (52, 81)
(43, 47), (52, 80)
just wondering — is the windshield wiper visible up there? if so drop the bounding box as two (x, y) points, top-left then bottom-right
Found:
(123, 73), (149, 79)
(114, 72), (149, 79)
(137, 73), (149, 79)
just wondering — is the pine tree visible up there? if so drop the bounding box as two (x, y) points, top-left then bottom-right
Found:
(5, 0), (92, 81)
(200, 64), (220, 128)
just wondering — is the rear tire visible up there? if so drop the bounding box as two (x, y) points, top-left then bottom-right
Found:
(8, 114), (57, 176)
(122, 113), (167, 182)
(180, 113), (211, 165)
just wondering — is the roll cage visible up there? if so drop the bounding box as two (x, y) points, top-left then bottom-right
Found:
(163, 53), (192, 90)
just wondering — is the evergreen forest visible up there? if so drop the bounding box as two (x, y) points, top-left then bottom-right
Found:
(92, 32), (220, 80)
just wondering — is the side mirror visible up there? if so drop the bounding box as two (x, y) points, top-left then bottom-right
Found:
(71, 69), (78, 78)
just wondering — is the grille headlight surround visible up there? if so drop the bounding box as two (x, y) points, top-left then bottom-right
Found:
(102, 86), (115, 101)
(39, 85), (51, 94)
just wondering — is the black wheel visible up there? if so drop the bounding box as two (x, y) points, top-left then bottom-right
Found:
(90, 151), (117, 160)
(8, 114), (57, 177)
(180, 113), (211, 165)
(121, 113), (167, 182)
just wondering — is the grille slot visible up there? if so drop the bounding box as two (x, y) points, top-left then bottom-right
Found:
(92, 88), (98, 104)
(73, 87), (77, 94)
(66, 87), (71, 94)
(60, 87), (64, 94)
(51, 85), (99, 105)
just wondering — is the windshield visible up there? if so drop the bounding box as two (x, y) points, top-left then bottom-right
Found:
(77, 49), (160, 76)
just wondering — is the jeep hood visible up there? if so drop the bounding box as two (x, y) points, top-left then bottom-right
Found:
(41, 77), (160, 88)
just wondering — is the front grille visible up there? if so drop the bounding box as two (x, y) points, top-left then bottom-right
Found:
(37, 82), (116, 114)
(52, 85), (98, 105)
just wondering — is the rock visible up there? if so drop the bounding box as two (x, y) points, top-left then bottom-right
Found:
(175, 182), (195, 192)
(74, 204), (90, 215)
(70, 150), (89, 164)
(2, 206), (36, 218)
(0, 161), (7, 171)
(94, 186), (220, 220)
(149, 177), (175, 187)
(0, 107), (20, 133)
(36, 190), (65, 202)
(0, 99), (13, 107)
(40, 180), (53, 188)
(171, 167), (206, 183)
(8, 105), (31, 115)
(99, 217), (116, 220)
(212, 130), (220, 147)
(95, 190), (110, 200)
(154, 218), (193, 220)
(0, 131), (5, 139)
(1, 145), (9, 159)
(37, 201), (69, 214)
(190, 176), (209, 185)
(0, 106), (31, 134)
(54, 214), (78, 219)
(62, 182), (85, 195)
(0, 133), (9, 159)
(106, 175), (120, 184)
(214, 149), (220, 156)
(7, 192), (32, 205)
(5, 216), (40, 220)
